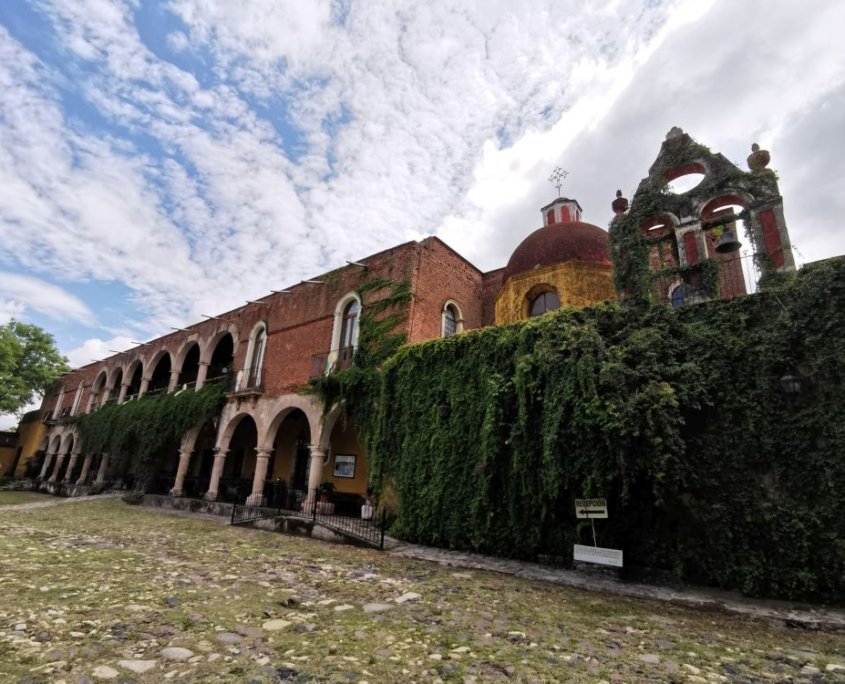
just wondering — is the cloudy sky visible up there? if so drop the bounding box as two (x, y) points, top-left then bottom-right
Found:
(1, 0), (844, 408)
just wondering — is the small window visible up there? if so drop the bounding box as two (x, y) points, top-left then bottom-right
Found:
(339, 300), (359, 352)
(441, 301), (464, 338)
(245, 324), (267, 389)
(529, 291), (560, 317)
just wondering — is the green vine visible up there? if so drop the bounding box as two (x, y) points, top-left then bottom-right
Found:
(74, 383), (226, 490)
(309, 277), (412, 453)
(369, 257), (845, 600)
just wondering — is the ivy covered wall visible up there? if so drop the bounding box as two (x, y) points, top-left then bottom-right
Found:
(371, 257), (845, 600)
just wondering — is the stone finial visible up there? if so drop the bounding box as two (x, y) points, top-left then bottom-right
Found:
(612, 189), (629, 215)
(747, 143), (770, 172)
(666, 126), (684, 140)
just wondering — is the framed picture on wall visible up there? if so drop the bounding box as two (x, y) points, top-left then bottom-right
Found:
(333, 454), (356, 478)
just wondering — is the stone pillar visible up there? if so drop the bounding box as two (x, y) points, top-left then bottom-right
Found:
(168, 368), (180, 393)
(39, 451), (56, 480)
(170, 448), (193, 497)
(139, 376), (150, 397)
(49, 451), (67, 483)
(76, 453), (93, 485)
(63, 451), (81, 483)
(246, 448), (273, 506)
(117, 382), (129, 404)
(204, 448), (228, 501)
(195, 361), (209, 391)
(95, 453), (110, 484)
(304, 445), (326, 511)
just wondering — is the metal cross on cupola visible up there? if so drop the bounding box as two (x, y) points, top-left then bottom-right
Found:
(548, 167), (568, 197)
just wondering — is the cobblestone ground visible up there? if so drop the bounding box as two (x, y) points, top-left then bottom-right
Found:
(0, 498), (843, 683)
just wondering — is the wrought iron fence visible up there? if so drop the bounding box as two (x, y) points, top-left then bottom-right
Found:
(310, 347), (355, 378)
(230, 487), (386, 548)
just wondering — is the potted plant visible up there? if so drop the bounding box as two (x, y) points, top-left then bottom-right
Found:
(316, 480), (336, 515)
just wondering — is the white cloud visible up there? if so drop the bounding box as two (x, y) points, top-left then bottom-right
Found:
(64, 335), (134, 370)
(0, 272), (94, 325)
(0, 0), (843, 356)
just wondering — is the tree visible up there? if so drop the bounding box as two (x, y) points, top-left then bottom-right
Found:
(0, 320), (69, 417)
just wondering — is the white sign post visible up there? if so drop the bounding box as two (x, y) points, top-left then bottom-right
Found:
(573, 497), (623, 568)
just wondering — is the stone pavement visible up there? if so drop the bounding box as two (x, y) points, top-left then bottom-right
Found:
(387, 541), (845, 632)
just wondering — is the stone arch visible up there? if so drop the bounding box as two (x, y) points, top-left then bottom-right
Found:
(86, 370), (107, 411)
(146, 349), (173, 393)
(124, 359), (144, 399)
(698, 191), (753, 222)
(174, 337), (202, 374)
(441, 299), (464, 337)
(60, 431), (76, 454)
(201, 326), (239, 365)
(49, 433), (63, 454)
(260, 394), (323, 451)
(523, 282), (561, 319)
(216, 409), (260, 452)
(176, 341), (202, 388)
(318, 403), (345, 452)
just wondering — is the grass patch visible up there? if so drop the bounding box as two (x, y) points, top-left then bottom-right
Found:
(0, 491), (55, 506)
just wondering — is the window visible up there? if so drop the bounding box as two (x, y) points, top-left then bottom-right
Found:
(70, 382), (84, 416)
(441, 300), (463, 338)
(52, 387), (65, 419)
(244, 324), (267, 389)
(339, 300), (359, 353)
(529, 291), (561, 317)
(330, 293), (362, 367)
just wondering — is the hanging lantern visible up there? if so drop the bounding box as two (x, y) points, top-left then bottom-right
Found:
(715, 227), (742, 253)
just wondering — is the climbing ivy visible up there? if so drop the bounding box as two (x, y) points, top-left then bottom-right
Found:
(74, 383), (226, 490)
(370, 258), (845, 600)
(309, 278), (412, 453)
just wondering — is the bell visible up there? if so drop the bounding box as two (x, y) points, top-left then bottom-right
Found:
(715, 227), (741, 253)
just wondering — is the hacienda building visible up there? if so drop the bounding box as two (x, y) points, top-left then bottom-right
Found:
(22, 129), (795, 523)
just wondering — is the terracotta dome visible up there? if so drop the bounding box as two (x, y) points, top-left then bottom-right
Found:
(503, 220), (611, 282)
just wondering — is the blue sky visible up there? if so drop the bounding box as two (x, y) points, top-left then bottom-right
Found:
(2, 0), (845, 423)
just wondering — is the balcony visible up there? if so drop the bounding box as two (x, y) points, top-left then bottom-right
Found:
(310, 347), (355, 379)
(227, 366), (264, 399)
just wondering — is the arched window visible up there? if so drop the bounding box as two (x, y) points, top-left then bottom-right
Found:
(245, 324), (267, 389)
(339, 300), (359, 354)
(329, 293), (361, 369)
(441, 300), (463, 338)
(52, 387), (66, 419)
(70, 381), (84, 416)
(529, 291), (560, 317)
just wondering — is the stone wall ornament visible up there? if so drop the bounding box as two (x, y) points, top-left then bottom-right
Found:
(611, 190), (629, 215)
(747, 143), (770, 172)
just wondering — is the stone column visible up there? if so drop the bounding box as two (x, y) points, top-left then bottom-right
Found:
(304, 445), (326, 512)
(95, 453), (110, 484)
(39, 451), (56, 480)
(63, 451), (81, 483)
(76, 453), (93, 485)
(246, 448), (273, 506)
(204, 448), (228, 501)
(168, 369), (180, 393)
(139, 376), (150, 397)
(49, 450), (68, 483)
(117, 382), (129, 404)
(170, 448), (193, 497)
(195, 361), (209, 391)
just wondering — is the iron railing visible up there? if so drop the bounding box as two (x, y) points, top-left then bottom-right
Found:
(310, 347), (355, 378)
(231, 487), (386, 548)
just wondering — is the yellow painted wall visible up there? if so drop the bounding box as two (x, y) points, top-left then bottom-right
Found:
(0, 444), (16, 475)
(320, 419), (367, 495)
(270, 412), (310, 484)
(11, 415), (46, 476)
(494, 261), (616, 325)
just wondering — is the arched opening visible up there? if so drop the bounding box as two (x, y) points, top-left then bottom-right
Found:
(56, 435), (74, 481)
(269, 409), (312, 504)
(109, 368), (123, 404)
(324, 293), (361, 374)
(524, 285), (561, 319)
(179, 343), (201, 389)
(664, 162), (706, 193)
(220, 415), (258, 502)
(125, 362), (143, 400)
(701, 195), (752, 298)
(69, 442), (86, 482)
(52, 386), (66, 419)
(147, 353), (172, 395)
(182, 421), (218, 498)
(208, 333), (235, 385)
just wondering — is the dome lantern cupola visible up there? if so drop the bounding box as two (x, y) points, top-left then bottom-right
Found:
(541, 197), (582, 226)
